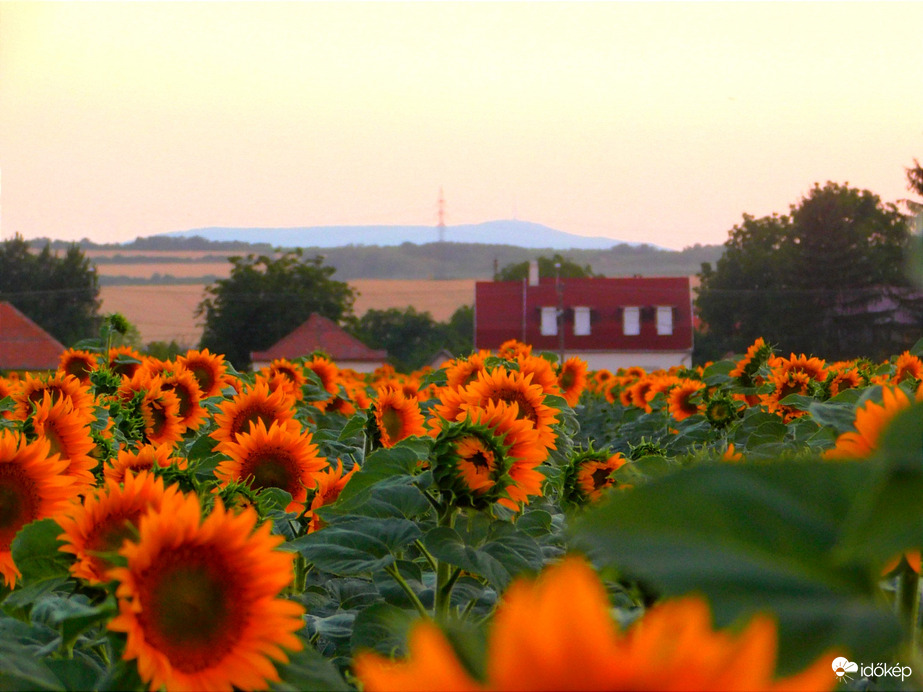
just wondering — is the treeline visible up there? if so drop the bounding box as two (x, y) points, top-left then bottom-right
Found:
(26, 235), (273, 253)
(67, 236), (722, 280)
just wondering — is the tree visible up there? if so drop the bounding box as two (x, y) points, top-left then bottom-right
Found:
(348, 305), (474, 372)
(695, 182), (917, 362)
(495, 254), (598, 281)
(197, 250), (355, 370)
(0, 235), (101, 346)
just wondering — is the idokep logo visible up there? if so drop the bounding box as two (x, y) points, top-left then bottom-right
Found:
(832, 657), (858, 682)
(832, 656), (913, 683)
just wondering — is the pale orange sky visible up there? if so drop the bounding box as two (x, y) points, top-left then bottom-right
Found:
(1, 2), (921, 250)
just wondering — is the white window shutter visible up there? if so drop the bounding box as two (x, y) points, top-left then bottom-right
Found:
(623, 306), (640, 336)
(656, 306), (673, 335)
(540, 306), (558, 335)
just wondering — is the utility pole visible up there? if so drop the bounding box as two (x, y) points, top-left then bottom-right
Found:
(555, 261), (565, 363)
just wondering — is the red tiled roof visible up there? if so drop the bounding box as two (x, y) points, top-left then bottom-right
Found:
(251, 313), (387, 362)
(0, 301), (65, 371)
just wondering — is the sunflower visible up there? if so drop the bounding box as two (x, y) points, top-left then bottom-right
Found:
(515, 355), (561, 397)
(704, 393), (740, 429)
(590, 368), (613, 393)
(825, 386), (913, 459)
(667, 378), (705, 421)
(0, 431), (74, 587)
(176, 348), (230, 399)
(729, 337), (773, 386)
(12, 372), (96, 421)
(565, 450), (627, 504)
(445, 352), (488, 390)
(464, 368), (559, 451)
(104, 444), (187, 485)
(721, 443), (744, 463)
(138, 379), (185, 448)
(433, 400), (545, 510)
(57, 470), (178, 584)
(882, 550), (922, 576)
(108, 492), (305, 692)
(108, 346), (145, 379)
(828, 366), (864, 397)
(374, 387), (427, 448)
(497, 339), (532, 359)
(215, 418), (327, 512)
(30, 391), (98, 493)
(354, 557), (832, 691)
(556, 357), (588, 406)
(768, 352), (828, 382)
(304, 355), (341, 399)
(306, 460), (360, 532)
(211, 380), (299, 450)
(893, 351), (923, 384)
(58, 348), (99, 384)
(261, 358), (308, 401)
(159, 367), (207, 432)
(762, 370), (814, 421)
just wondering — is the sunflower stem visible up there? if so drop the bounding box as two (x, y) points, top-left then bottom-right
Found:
(434, 506), (458, 620)
(385, 563), (429, 619)
(897, 560), (920, 646)
(294, 554), (308, 594)
(414, 539), (438, 574)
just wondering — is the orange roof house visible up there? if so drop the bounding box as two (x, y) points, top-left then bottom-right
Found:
(250, 313), (387, 373)
(0, 301), (65, 371)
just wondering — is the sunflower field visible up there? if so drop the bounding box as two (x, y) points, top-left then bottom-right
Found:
(1, 328), (923, 691)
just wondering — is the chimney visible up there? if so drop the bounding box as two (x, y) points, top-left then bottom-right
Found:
(528, 260), (540, 286)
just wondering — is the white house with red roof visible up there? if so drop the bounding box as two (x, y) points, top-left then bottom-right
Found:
(250, 313), (387, 372)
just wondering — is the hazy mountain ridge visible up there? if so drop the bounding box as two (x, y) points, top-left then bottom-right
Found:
(163, 219), (656, 250)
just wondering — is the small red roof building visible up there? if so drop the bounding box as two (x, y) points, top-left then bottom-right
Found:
(0, 301), (66, 371)
(475, 276), (693, 371)
(250, 313), (387, 372)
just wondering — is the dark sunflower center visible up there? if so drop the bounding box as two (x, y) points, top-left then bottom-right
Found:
(497, 390), (538, 424)
(140, 549), (245, 672)
(381, 407), (404, 441)
(243, 452), (296, 492)
(590, 467), (612, 490)
(560, 370), (575, 390)
(191, 366), (215, 395)
(468, 452), (490, 471)
(235, 408), (276, 436)
(0, 471), (38, 547)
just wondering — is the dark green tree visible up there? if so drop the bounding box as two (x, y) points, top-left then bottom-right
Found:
(695, 182), (917, 362)
(495, 254), (598, 281)
(197, 250), (355, 370)
(0, 235), (101, 346)
(348, 304), (474, 372)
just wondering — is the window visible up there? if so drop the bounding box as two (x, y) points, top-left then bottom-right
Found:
(623, 306), (640, 336)
(540, 306), (558, 335)
(656, 306), (674, 335)
(573, 306), (591, 336)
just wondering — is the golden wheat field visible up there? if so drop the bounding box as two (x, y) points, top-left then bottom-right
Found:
(99, 279), (476, 346)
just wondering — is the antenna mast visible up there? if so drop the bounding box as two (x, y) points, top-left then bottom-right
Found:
(437, 187), (446, 242)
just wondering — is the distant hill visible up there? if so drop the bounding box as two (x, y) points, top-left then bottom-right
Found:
(162, 220), (649, 251)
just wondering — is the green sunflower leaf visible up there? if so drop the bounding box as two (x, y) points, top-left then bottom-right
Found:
(285, 517), (422, 576)
(270, 642), (350, 692)
(10, 520), (71, 585)
(570, 460), (902, 676)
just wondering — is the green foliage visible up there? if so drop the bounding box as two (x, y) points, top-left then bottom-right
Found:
(347, 305), (473, 371)
(495, 253), (598, 281)
(696, 182), (918, 362)
(197, 249), (356, 370)
(0, 235), (101, 346)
